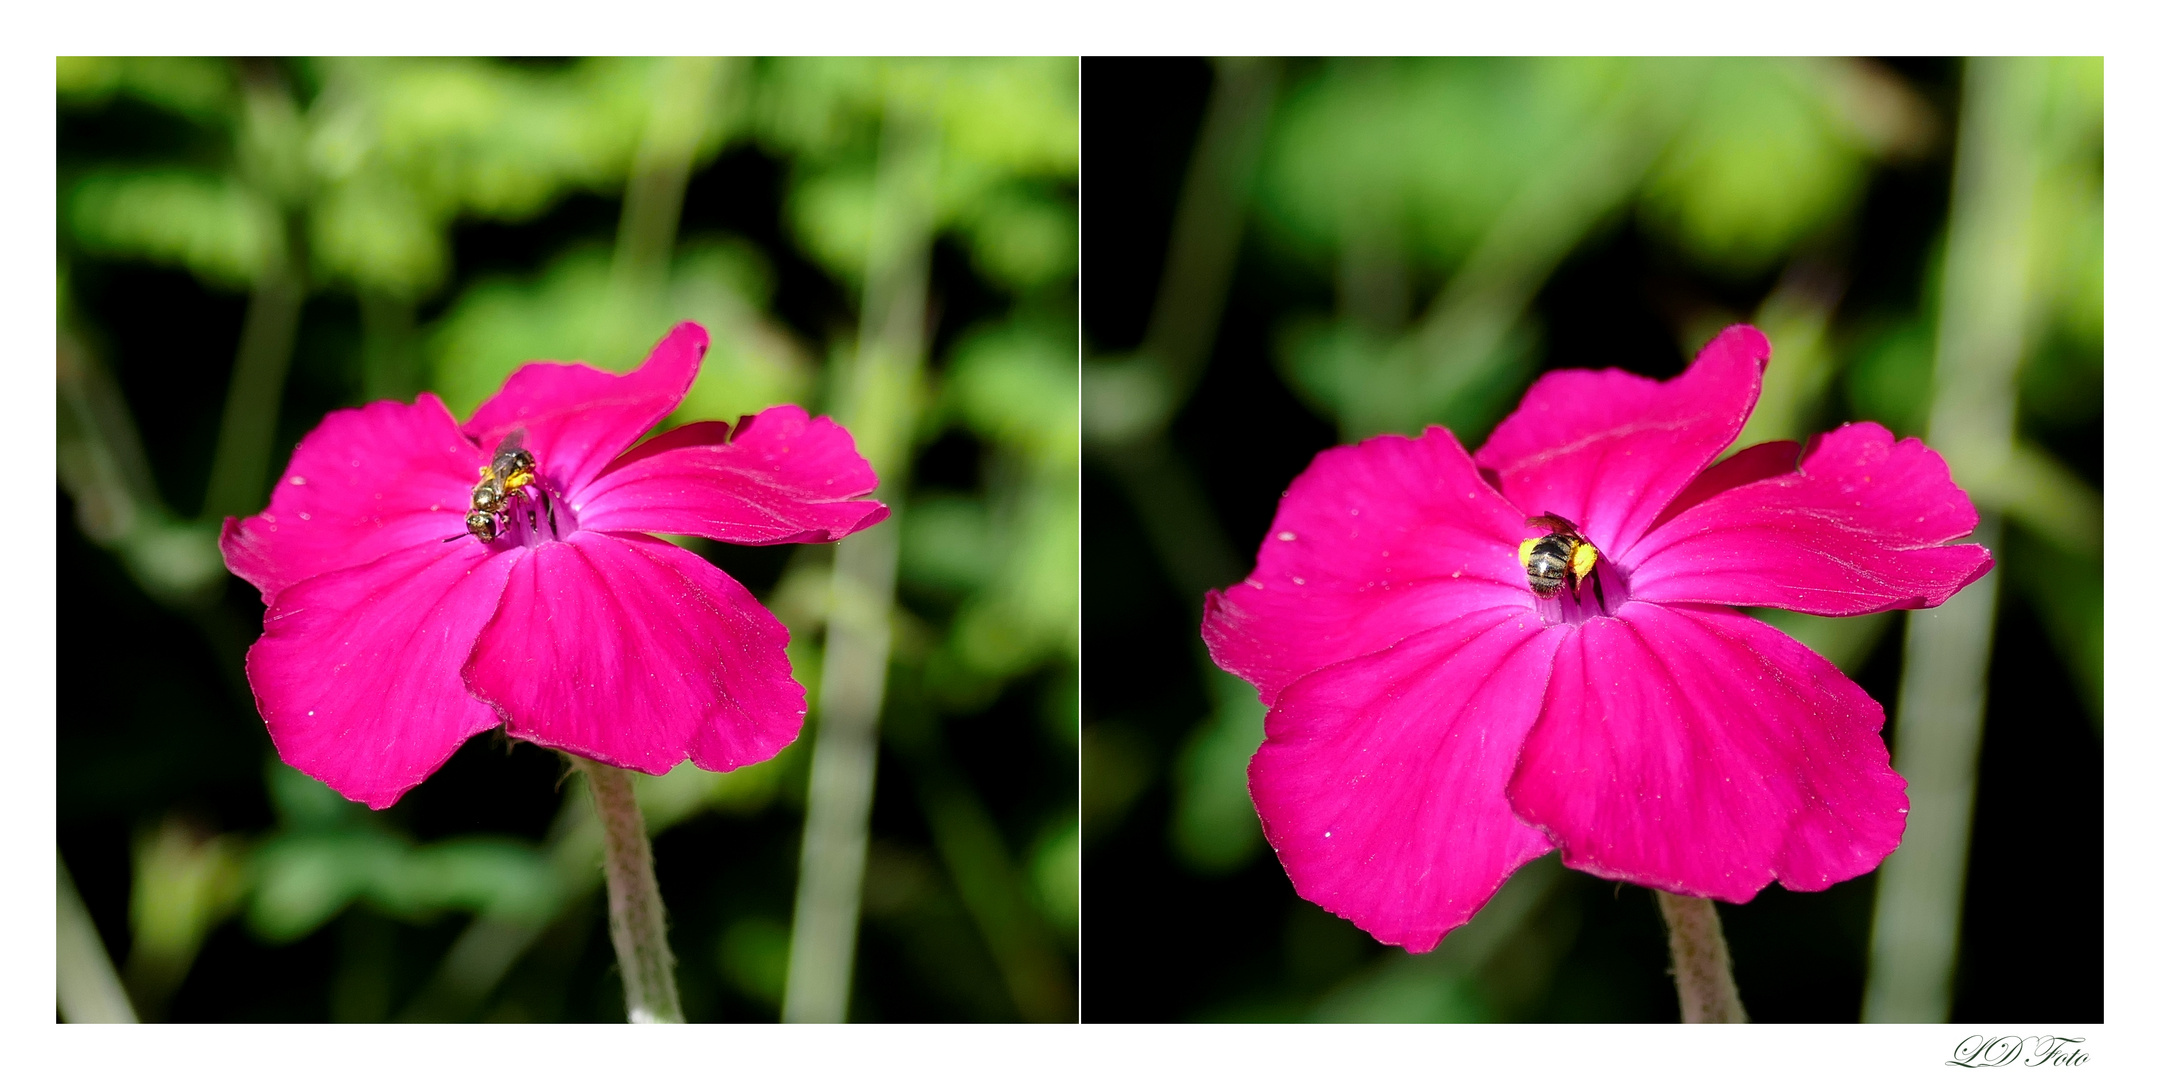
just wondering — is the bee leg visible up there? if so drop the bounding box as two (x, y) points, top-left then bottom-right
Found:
(545, 489), (558, 534)
(1588, 566), (1607, 611)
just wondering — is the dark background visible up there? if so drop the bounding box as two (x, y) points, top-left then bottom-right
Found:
(1079, 57), (2101, 1022)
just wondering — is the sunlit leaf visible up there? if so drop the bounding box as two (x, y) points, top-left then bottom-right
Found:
(1639, 59), (1870, 273)
(66, 170), (273, 288)
(943, 319), (1080, 466)
(1170, 668), (1267, 874)
(309, 175), (447, 295)
(1844, 316), (1936, 438)
(1028, 815), (1079, 938)
(247, 832), (402, 942)
(427, 241), (809, 418)
(59, 56), (236, 124)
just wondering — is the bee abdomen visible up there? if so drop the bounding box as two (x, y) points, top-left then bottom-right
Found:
(1521, 535), (1577, 597)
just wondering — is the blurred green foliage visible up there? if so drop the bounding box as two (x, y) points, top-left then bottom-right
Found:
(59, 56), (1075, 1022)
(1251, 57), (1943, 444)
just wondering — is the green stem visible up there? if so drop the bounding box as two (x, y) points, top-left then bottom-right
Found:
(1656, 891), (1747, 1023)
(574, 758), (683, 1023)
(781, 97), (938, 1025)
(1863, 56), (2046, 1025)
(205, 63), (308, 522)
(1138, 56), (1279, 403)
(57, 854), (138, 1023)
(609, 56), (730, 339)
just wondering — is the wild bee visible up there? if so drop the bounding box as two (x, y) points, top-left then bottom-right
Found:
(450, 430), (551, 543)
(484, 430), (537, 497)
(463, 509), (503, 543)
(1518, 512), (1600, 600)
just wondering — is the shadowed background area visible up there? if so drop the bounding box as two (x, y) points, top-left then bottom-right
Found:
(58, 57), (1075, 1022)
(1080, 57), (2099, 1022)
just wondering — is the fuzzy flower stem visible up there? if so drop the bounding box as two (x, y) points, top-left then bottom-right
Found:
(576, 758), (683, 1023)
(1656, 891), (1747, 1023)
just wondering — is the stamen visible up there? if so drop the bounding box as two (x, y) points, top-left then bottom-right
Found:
(1531, 557), (1631, 627)
(461, 448), (577, 547)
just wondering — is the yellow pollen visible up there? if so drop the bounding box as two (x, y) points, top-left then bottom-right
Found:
(1569, 540), (1599, 584)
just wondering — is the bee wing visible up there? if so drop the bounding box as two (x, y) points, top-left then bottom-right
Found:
(1524, 512), (1581, 536)
(488, 428), (530, 475)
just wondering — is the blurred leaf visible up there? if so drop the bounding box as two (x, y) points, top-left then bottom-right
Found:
(2024, 59), (2104, 398)
(1260, 58), (1634, 271)
(319, 57), (649, 223)
(309, 175), (447, 296)
(1809, 58), (1941, 162)
(718, 916), (792, 1008)
(67, 170), (274, 288)
(905, 58), (1079, 181)
(427, 241), (810, 418)
(267, 762), (366, 830)
(787, 165), (880, 284)
(1276, 315), (1535, 442)
(1312, 963), (1489, 1023)
(247, 831), (403, 942)
(763, 57), (1077, 179)
(126, 816), (246, 1016)
(1973, 442), (2101, 558)
(1731, 270), (1841, 449)
(901, 494), (997, 595)
(381, 838), (559, 922)
(1029, 814), (1079, 939)
(944, 319), (1080, 467)
(249, 763), (564, 944)
(1170, 668), (1267, 874)
(948, 470), (1079, 678)
(59, 56), (236, 124)
(1080, 723), (1156, 847)
(670, 237), (817, 424)
(955, 183), (1078, 292)
(1639, 59), (1873, 274)
(768, 58), (1077, 289)
(1844, 317), (1936, 438)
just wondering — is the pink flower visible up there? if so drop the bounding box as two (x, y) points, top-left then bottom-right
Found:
(222, 322), (888, 809)
(1202, 325), (1992, 952)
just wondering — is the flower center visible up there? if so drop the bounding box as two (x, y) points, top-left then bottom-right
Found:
(465, 441), (577, 547)
(1531, 553), (1630, 625)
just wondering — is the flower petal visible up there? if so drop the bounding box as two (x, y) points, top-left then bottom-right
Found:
(1625, 423), (1994, 616)
(1651, 439), (1802, 530)
(1203, 426), (1530, 706)
(1474, 324), (1769, 560)
(465, 531), (803, 774)
(1508, 603), (1907, 901)
(221, 395), (483, 601)
(1251, 608), (1563, 953)
(574, 405), (889, 544)
(462, 322), (707, 497)
(245, 540), (523, 810)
